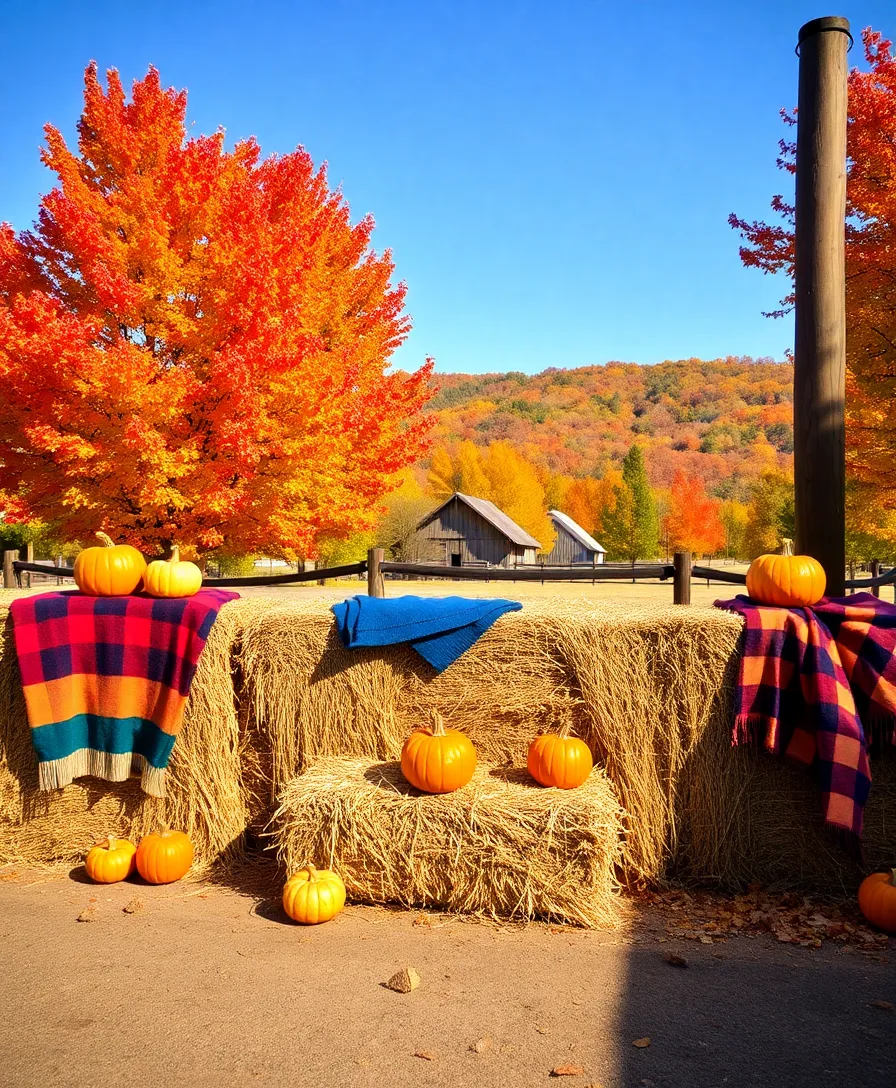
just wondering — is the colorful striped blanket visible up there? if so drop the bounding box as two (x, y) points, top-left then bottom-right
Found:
(716, 593), (896, 854)
(10, 589), (239, 797)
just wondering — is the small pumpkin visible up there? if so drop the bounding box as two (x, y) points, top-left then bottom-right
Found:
(746, 539), (826, 608)
(84, 835), (137, 884)
(282, 864), (346, 925)
(858, 868), (896, 934)
(527, 723), (593, 789)
(74, 531), (147, 597)
(135, 825), (194, 884)
(143, 545), (203, 598)
(400, 711), (477, 794)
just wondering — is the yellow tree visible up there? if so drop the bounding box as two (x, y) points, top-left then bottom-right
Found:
(481, 442), (555, 552)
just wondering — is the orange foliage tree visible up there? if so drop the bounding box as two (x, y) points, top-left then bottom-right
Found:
(0, 65), (432, 557)
(730, 27), (896, 531)
(664, 471), (725, 557)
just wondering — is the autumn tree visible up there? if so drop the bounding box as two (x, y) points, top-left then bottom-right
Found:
(719, 499), (749, 559)
(730, 27), (896, 536)
(425, 440), (555, 551)
(601, 446), (659, 561)
(743, 471), (796, 559)
(664, 472), (725, 557)
(0, 65), (432, 557)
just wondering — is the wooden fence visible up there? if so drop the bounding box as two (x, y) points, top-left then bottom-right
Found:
(6, 548), (896, 605)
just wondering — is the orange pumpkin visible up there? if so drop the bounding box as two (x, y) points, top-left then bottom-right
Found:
(74, 531), (147, 597)
(858, 869), (896, 934)
(282, 864), (346, 924)
(84, 835), (137, 884)
(135, 826), (194, 884)
(746, 539), (826, 608)
(400, 711), (477, 794)
(528, 724), (593, 789)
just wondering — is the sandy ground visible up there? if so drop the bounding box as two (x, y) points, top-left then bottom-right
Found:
(0, 870), (894, 1088)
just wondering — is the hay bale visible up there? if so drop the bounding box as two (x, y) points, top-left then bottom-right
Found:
(240, 597), (744, 887)
(0, 597), (259, 871)
(270, 757), (626, 927)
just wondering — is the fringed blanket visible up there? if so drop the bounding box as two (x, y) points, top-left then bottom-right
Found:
(10, 589), (239, 797)
(716, 593), (896, 854)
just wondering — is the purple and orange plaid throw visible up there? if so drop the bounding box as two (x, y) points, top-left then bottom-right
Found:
(716, 593), (896, 854)
(9, 589), (239, 797)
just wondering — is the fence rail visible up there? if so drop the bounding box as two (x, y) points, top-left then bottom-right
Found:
(5, 549), (895, 605)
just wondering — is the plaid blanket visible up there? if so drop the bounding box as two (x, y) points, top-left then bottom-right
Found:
(10, 589), (239, 797)
(716, 593), (896, 853)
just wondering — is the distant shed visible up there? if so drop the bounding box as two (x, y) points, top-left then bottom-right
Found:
(543, 510), (606, 566)
(413, 492), (542, 567)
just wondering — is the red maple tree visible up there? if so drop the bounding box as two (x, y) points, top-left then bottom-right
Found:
(0, 65), (433, 557)
(730, 27), (896, 527)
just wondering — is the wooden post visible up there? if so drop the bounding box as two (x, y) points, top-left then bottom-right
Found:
(367, 547), (385, 598)
(793, 16), (851, 597)
(3, 550), (17, 589)
(55, 554), (64, 585)
(673, 551), (691, 605)
(24, 542), (33, 589)
(871, 559), (881, 599)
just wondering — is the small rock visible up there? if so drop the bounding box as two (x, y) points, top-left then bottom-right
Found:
(632, 1037), (651, 1048)
(413, 1050), (436, 1061)
(122, 898), (144, 915)
(869, 999), (893, 1011)
(469, 1038), (491, 1054)
(550, 1065), (585, 1077)
(664, 952), (688, 968)
(76, 907), (97, 923)
(385, 966), (421, 993)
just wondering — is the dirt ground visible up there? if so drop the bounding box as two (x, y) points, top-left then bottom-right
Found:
(1, 868), (893, 1088)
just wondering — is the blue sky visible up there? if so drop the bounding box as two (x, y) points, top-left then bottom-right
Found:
(0, 1), (890, 375)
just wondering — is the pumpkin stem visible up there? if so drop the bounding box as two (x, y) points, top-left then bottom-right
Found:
(556, 721), (572, 739)
(780, 538), (794, 557)
(169, 545), (180, 565)
(159, 821), (171, 837)
(430, 710), (446, 737)
(305, 863), (319, 882)
(106, 835), (116, 852)
(96, 531), (116, 548)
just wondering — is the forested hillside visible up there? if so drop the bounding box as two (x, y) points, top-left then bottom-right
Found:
(429, 356), (793, 500)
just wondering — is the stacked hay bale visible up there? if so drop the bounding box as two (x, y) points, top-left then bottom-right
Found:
(240, 597), (744, 888)
(270, 759), (625, 927)
(0, 596), (258, 871)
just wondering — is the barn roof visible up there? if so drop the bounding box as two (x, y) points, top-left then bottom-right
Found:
(419, 492), (543, 549)
(548, 509), (606, 554)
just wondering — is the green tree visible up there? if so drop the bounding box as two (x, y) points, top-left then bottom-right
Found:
(743, 472), (795, 559)
(601, 446), (659, 561)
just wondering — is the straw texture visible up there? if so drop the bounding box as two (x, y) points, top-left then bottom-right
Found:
(270, 757), (626, 926)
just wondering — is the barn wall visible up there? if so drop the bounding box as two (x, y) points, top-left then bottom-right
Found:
(416, 498), (515, 567)
(543, 524), (595, 566)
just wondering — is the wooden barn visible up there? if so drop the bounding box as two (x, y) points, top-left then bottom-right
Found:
(542, 509), (606, 566)
(413, 492), (542, 568)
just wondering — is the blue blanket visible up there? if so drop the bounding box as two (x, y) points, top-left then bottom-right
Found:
(331, 595), (522, 672)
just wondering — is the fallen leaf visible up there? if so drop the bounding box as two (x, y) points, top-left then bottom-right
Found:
(122, 898), (144, 915)
(550, 1064), (585, 1076)
(76, 907), (97, 922)
(869, 1000), (893, 1011)
(413, 1051), (436, 1061)
(664, 952), (688, 968)
(698, 936), (714, 945)
(632, 1037), (651, 1048)
(384, 966), (421, 993)
(469, 1038), (491, 1054)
